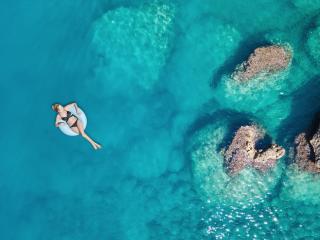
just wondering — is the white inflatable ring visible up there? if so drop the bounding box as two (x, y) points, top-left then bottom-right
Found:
(57, 105), (87, 136)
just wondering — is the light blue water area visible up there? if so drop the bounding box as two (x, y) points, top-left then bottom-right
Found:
(1, 0), (320, 239)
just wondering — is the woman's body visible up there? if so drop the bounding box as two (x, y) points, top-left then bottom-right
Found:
(52, 103), (102, 150)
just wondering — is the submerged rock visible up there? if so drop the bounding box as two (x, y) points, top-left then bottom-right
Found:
(224, 125), (285, 175)
(231, 45), (292, 82)
(292, 0), (320, 12)
(188, 115), (284, 206)
(307, 23), (320, 64)
(92, 2), (175, 90)
(294, 121), (320, 173)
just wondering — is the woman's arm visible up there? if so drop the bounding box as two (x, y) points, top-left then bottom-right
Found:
(73, 102), (79, 114)
(65, 102), (79, 114)
(55, 115), (63, 127)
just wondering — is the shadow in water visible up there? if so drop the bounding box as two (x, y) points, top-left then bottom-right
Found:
(185, 109), (252, 144)
(186, 109), (275, 149)
(307, 112), (320, 139)
(211, 32), (270, 88)
(255, 134), (273, 150)
(277, 75), (320, 148)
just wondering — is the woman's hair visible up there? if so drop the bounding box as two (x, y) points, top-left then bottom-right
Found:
(52, 103), (60, 112)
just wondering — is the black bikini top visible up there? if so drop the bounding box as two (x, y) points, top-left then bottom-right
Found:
(61, 111), (76, 122)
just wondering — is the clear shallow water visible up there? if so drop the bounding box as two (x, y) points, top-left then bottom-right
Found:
(1, 0), (320, 239)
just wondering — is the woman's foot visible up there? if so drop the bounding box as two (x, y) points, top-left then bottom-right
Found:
(92, 142), (102, 150)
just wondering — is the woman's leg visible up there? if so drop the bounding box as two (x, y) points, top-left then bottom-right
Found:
(75, 121), (101, 150)
(71, 127), (79, 134)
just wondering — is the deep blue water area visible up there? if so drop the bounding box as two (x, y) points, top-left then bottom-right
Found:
(1, 0), (320, 239)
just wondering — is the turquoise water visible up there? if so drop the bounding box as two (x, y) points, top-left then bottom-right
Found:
(1, 0), (320, 239)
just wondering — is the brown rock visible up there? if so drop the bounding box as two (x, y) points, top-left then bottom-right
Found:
(252, 144), (285, 171)
(224, 125), (285, 175)
(232, 45), (292, 82)
(310, 129), (320, 162)
(294, 132), (320, 173)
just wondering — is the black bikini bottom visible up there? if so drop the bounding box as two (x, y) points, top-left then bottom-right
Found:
(70, 119), (78, 128)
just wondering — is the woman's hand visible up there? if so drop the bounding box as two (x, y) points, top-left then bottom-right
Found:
(55, 122), (64, 127)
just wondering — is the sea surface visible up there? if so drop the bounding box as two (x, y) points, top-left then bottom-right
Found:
(1, 0), (320, 239)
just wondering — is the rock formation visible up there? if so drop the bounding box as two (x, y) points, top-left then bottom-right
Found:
(294, 120), (320, 173)
(231, 45), (292, 82)
(189, 117), (284, 206)
(92, 2), (175, 90)
(224, 125), (285, 175)
(252, 144), (286, 172)
(307, 24), (320, 64)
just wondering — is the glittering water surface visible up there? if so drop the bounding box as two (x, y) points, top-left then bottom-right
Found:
(1, 0), (320, 239)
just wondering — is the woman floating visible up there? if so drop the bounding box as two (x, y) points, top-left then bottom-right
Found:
(52, 102), (102, 150)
